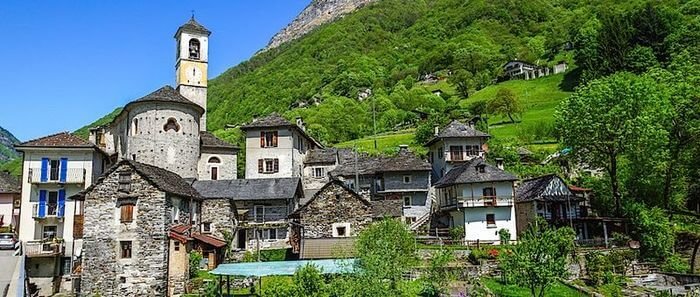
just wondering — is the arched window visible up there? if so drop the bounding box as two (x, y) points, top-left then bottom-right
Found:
(208, 157), (221, 180)
(188, 39), (200, 59)
(163, 118), (180, 132)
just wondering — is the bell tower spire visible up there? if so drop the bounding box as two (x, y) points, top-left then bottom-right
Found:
(175, 16), (211, 131)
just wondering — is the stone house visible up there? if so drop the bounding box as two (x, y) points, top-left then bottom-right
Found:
(14, 132), (109, 296)
(0, 171), (20, 231)
(241, 114), (323, 179)
(289, 180), (373, 259)
(193, 178), (303, 251)
(76, 159), (207, 297)
(425, 120), (490, 181)
(434, 158), (518, 244)
(302, 148), (352, 198)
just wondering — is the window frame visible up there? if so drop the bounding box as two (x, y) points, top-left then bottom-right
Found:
(260, 131), (279, 148)
(313, 167), (325, 178)
(403, 196), (412, 207)
(120, 241), (133, 259)
(202, 222), (212, 233)
(403, 175), (412, 184)
(42, 225), (58, 240)
(486, 214), (496, 228)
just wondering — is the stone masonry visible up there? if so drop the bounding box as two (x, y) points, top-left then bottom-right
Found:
(201, 198), (236, 240)
(81, 163), (193, 297)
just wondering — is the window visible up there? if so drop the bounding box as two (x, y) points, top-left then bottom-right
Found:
(450, 146), (464, 161)
(258, 159), (279, 174)
(42, 225), (57, 240)
(483, 187), (496, 197)
(120, 241), (132, 259)
(210, 167), (219, 180)
(208, 157), (221, 163)
(164, 118), (180, 132)
(332, 223), (351, 237)
(172, 198), (181, 223)
(47, 191), (58, 216)
(403, 196), (412, 207)
(118, 171), (132, 192)
(336, 226), (346, 237)
(313, 167), (325, 178)
(120, 204), (134, 223)
(202, 222), (212, 233)
(174, 241), (180, 251)
(403, 175), (412, 184)
(188, 38), (200, 59)
(49, 159), (60, 181)
(438, 148), (443, 160)
(486, 214), (496, 228)
(477, 165), (486, 173)
(260, 131), (278, 148)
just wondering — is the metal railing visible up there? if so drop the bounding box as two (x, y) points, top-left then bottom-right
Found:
(32, 203), (63, 218)
(25, 240), (64, 257)
(443, 196), (513, 208)
(28, 168), (86, 184)
(245, 206), (289, 224)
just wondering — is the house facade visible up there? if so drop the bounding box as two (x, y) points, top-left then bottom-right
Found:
(434, 158), (518, 244)
(14, 133), (108, 293)
(0, 171), (20, 231)
(425, 120), (489, 181)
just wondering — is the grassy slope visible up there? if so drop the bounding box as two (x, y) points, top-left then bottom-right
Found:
(334, 129), (421, 155)
(73, 107), (122, 139)
(483, 278), (585, 297)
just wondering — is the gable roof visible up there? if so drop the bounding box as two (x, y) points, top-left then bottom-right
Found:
(515, 174), (577, 202)
(425, 120), (489, 146)
(291, 180), (370, 216)
(192, 178), (302, 201)
(435, 158), (517, 187)
(330, 148), (430, 177)
(381, 147), (431, 172)
(200, 131), (239, 150)
(16, 132), (94, 149)
(73, 159), (202, 200)
(0, 171), (19, 194)
(304, 149), (340, 164)
(240, 113), (324, 148)
(126, 85), (204, 114)
(371, 200), (403, 218)
(175, 17), (211, 37)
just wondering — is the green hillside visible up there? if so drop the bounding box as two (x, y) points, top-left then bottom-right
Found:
(74, 107), (122, 139)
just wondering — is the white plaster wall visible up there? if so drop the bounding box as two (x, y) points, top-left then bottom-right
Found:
(456, 181), (514, 199)
(198, 151), (237, 180)
(245, 128), (297, 179)
(18, 149), (97, 258)
(0, 194), (13, 227)
(177, 32), (209, 62)
(462, 206), (517, 243)
(302, 164), (336, 190)
(428, 137), (486, 181)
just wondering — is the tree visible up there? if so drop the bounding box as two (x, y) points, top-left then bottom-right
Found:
(556, 72), (667, 216)
(626, 203), (674, 261)
(355, 219), (417, 293)
(293, 264), (326, 297)
(488, 88), (522, 123)
(450, 69), (475, 98)
(499, 218), (576, 297)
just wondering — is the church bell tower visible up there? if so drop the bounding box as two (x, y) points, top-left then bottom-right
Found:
(175, 16), (211, 131)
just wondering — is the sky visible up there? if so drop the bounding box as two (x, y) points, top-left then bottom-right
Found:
(0, 1), (308, 141)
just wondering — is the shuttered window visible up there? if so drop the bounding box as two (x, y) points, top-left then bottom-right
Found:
(258, 159), (264, 173)
(260, 159), (280, 174)
(260, 131), (278, 148)
(121, 204), (134, 223)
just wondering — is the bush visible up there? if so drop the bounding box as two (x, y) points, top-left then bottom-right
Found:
(468, 248), (487, 265)
(294, 264), (326, 296)
(661, 254), (689, 273)
(188, 251), (203, 279)
(450, 226), (465, 241)
(498, 228), (511, 244)
(626, 203), (674, 261)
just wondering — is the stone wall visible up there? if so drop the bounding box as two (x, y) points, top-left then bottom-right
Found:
(201, 198), (235, 239)
(81, 163), (192, 297)
(198, 150), (237, 181)
(297, 182), (372, 238)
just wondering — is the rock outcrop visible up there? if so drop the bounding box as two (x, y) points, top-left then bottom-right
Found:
(0, 126), (19, 163)
(263, 0), (378, 51)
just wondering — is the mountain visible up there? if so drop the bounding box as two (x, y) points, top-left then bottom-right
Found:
(0, 126), (19, 164)
(263, 0), (378, 51)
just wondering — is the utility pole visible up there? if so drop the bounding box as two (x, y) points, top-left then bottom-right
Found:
(354, 146), (360, 193)
(372, 92), (377, 150)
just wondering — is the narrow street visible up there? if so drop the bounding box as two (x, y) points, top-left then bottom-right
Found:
(0, 250), (19, 297)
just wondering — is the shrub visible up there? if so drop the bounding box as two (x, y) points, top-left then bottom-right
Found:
(498, 228), (511, 244)
(241, 251), (257, 262)
(449, 226), (465, 241)
(188, 251), (203, 279)
(468, 248), (487, 265)
(626, 203), (674, 261)
(294, 264), (326, 296)
(661, 254), (689, 273)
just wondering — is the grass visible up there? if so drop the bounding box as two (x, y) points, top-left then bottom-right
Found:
(483, 278), (586, 297)
(333, 129), (426, 155)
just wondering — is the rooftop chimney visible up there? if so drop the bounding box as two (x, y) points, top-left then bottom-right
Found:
(434, 126), (439, 136)
(296, 117), (306, 131)
(495, 158), (504, 170)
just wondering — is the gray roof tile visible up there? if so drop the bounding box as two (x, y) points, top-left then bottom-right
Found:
(192, 178), (302, 201)
(371, 200), (403, 218)
(200, 131), (238, 150)
(175, 17), (211, 37)
(435, 158), (517, 187)
(515, 174), (577, 202)
(425, 120), (489, 146)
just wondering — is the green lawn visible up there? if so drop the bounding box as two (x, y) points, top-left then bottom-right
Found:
(333, 129), (426, 155)
(483, 278), (586, 297)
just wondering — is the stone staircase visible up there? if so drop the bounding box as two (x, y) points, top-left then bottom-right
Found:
(410, 187), (437, 231)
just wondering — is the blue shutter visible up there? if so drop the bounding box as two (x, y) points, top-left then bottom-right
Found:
(59, 158), (68, 183)
(38, 190), (47, 218)
(40, 158), (49, 182)
(57, 189), (66, 217)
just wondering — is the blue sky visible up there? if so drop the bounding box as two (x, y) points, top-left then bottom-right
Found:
(0, 1), (308, 141)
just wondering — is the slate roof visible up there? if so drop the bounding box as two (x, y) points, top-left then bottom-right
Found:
(371, 200), (403, 218)
(330, 148), (430, 176)
(73, 159), (202, 200)
(0, 171), (19, 194)
(16, 132), (93, 149)
(304, 149), (340, 164)
(125, 86), (204, 114)
(515, 174), (576, 202)
(240, 113), (324, 148)
(192, 178), (302, 201)
(425, 120), (490, 146)
(175, 17), (212, 37)
(291, 180), (370, 216)
(200, 131), (238, 150)
(435, 158), (517, 187)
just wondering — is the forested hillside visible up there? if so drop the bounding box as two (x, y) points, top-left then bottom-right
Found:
(0, 126), (19, 164)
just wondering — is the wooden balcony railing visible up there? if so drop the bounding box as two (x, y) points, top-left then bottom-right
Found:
(446, 151), (484, 162)
(442, 196), (513, 208)
(242, 206), (289, 224)
(25, 240), (64, 257)
(28, 168), (86, 184)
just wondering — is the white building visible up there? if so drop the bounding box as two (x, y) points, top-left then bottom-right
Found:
(434, 158), (518, 243)
(425, 120), (490, 181)
(14, 132), (108, 282)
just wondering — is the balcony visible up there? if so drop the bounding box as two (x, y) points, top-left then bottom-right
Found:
(32, 203), (65, 219)
(28, 168), (86, 184)
(25, 240), (64, 257)
(443, 196), (513, 208)
(445, 150), (483, 162)
(241, 206), (289, 224)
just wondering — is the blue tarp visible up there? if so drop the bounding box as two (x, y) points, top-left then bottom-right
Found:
(210, 259), (357, 277)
